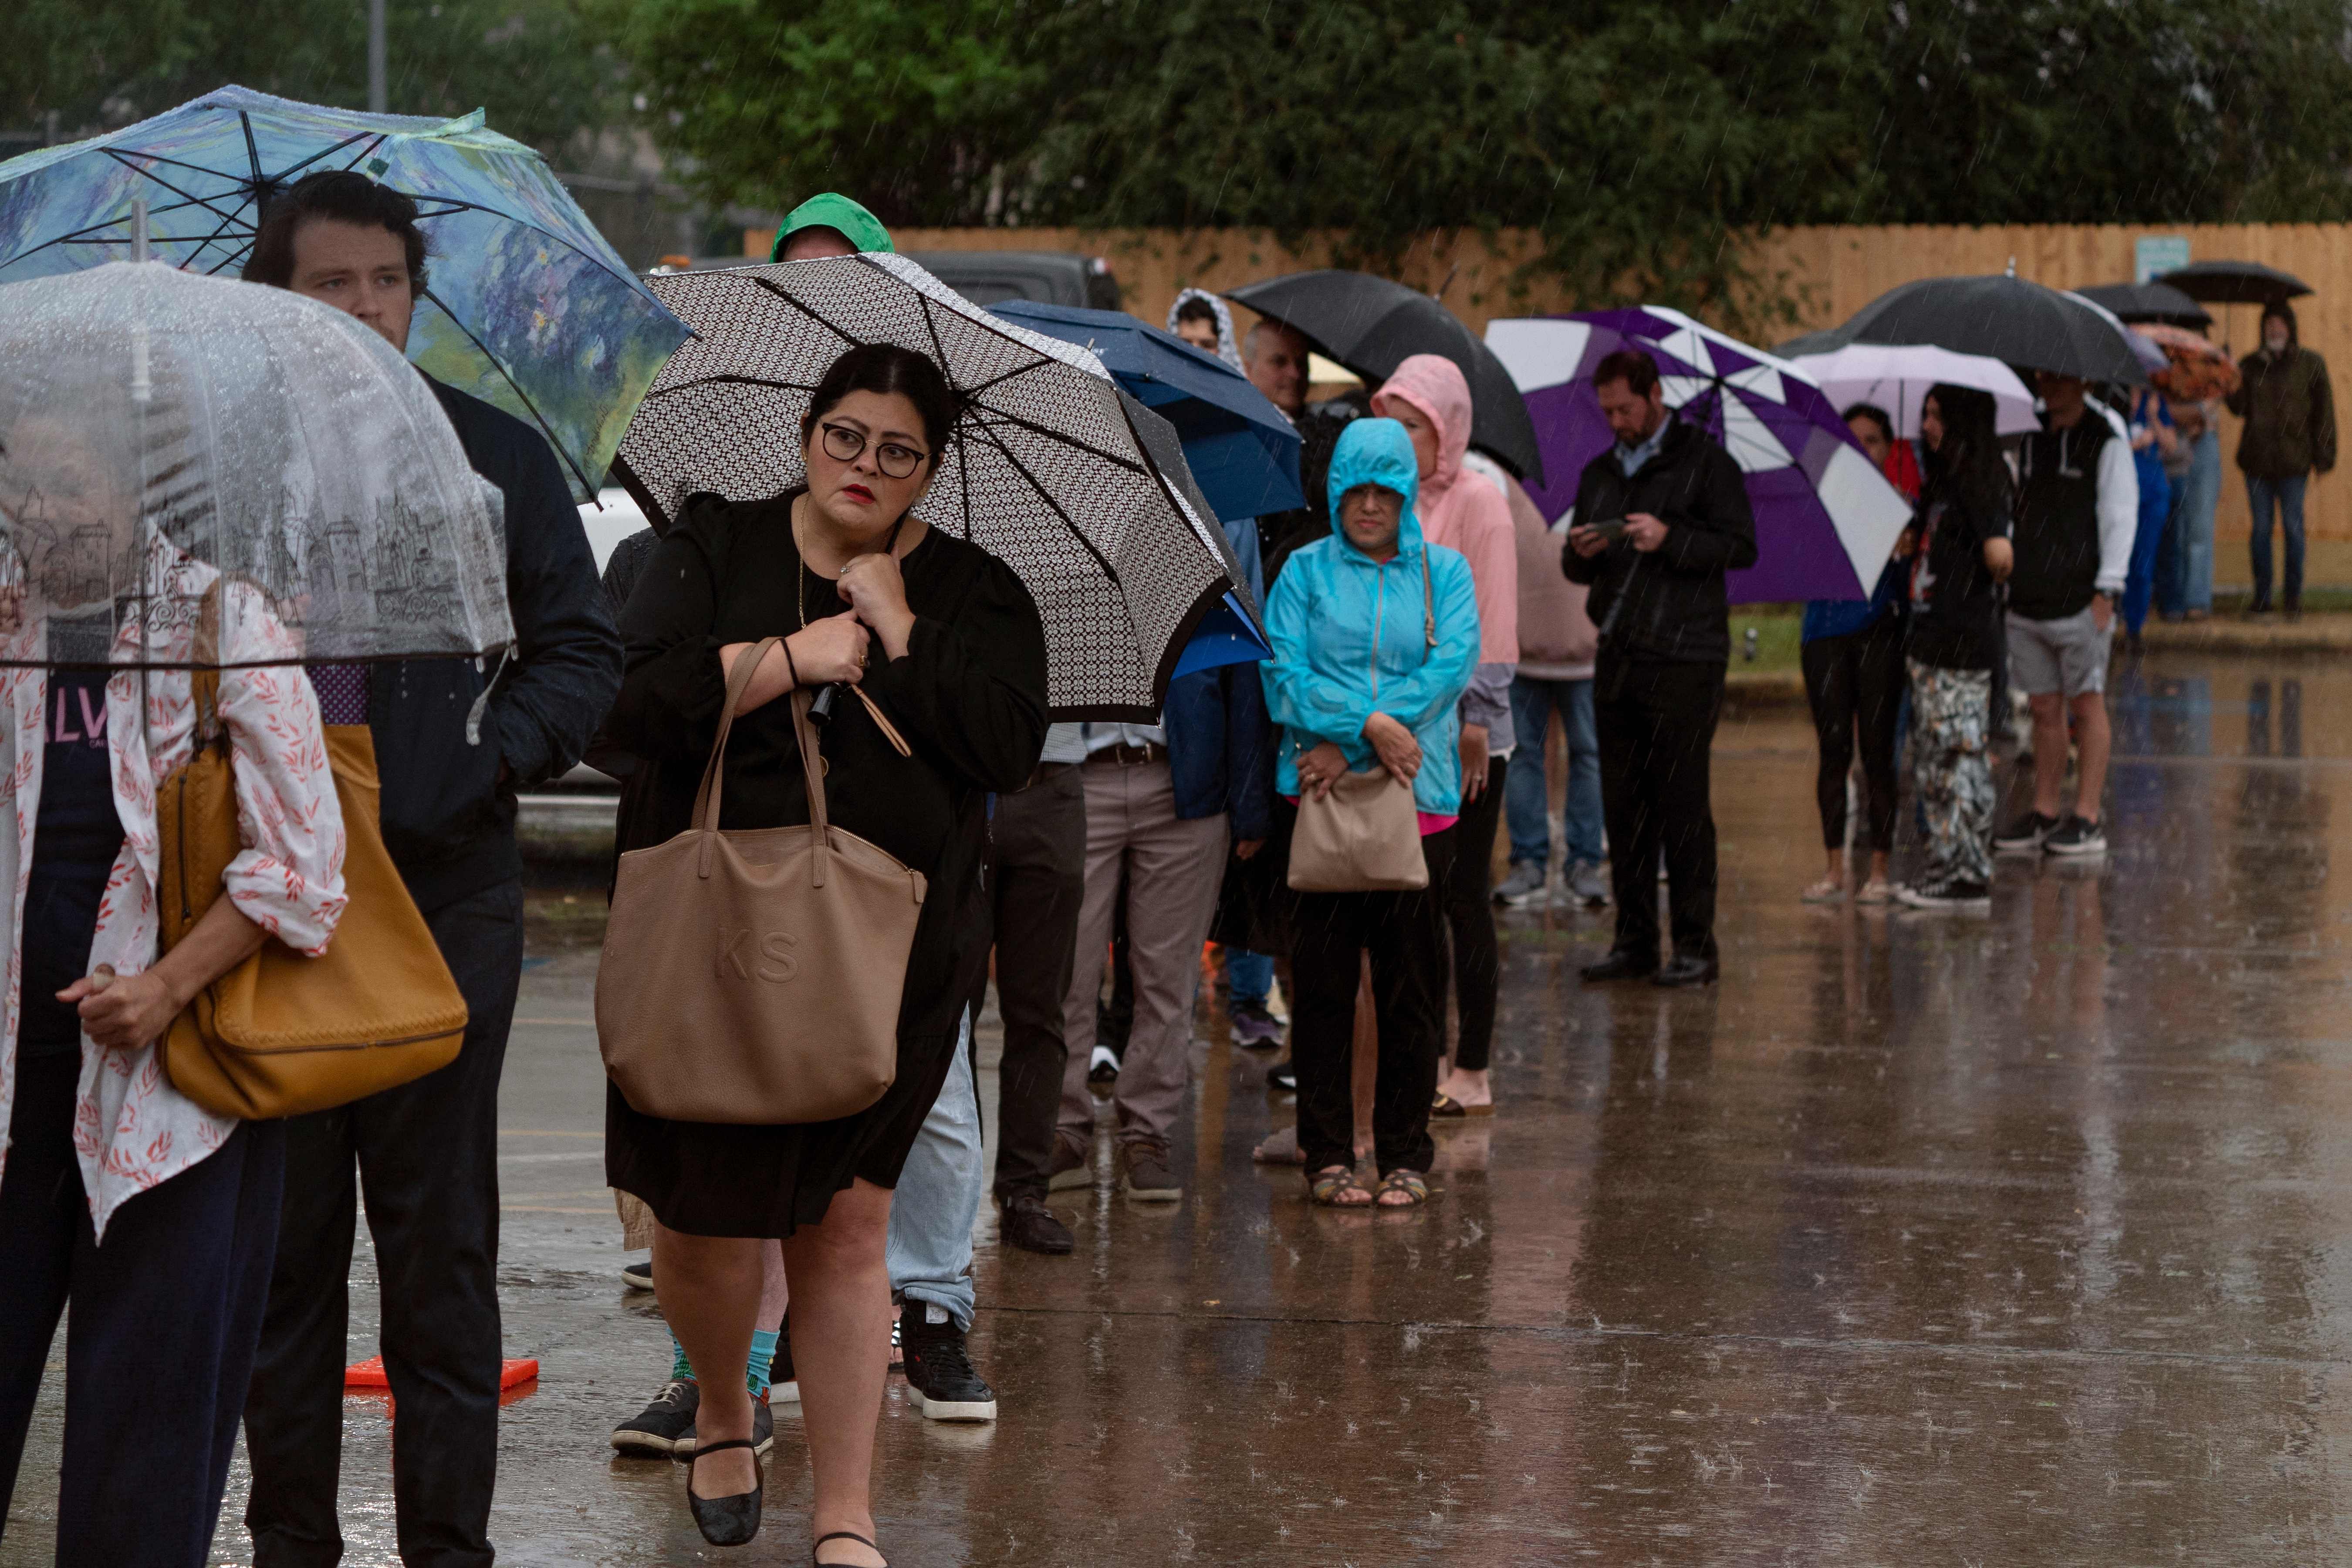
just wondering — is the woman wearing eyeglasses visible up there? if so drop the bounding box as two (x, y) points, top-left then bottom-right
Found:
(600, 343), (1048, 1563)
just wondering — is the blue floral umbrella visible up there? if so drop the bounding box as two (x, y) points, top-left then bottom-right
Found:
(0, 85), (688, 500)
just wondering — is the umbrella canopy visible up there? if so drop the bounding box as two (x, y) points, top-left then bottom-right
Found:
(0, 85), (689, 500)
(1487, 308), (1913, 604)
(1117, 393), (1271, 680)
(988, 299), (1304, 523)
(1223, 270), (1544, 483)
(2132, 324), (2241, 401)
(1832, 274), (2149, 385)
(2155, 260), (2313, 306)
(1781, 342), (2039, 439)
(0, 262), (512, 666)
(612, 254), (1246, 720)
(2072, 281), (2212, 328)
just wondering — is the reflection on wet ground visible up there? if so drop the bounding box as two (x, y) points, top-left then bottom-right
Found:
(7, 651), (2352, 1564)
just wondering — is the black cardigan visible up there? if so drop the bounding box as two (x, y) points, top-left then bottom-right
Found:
(1560, 419), (1757, 665)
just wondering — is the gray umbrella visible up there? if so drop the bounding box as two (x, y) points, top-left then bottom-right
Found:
(2073, 281), (2213, 329)
(1829, 274), (2149, 385)
(2155, 261), (2313, 306)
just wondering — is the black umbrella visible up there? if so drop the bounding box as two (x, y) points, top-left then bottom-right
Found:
(2155, 260), (2313, 306)
(2073, 280), (2213, 329)
(1834, 274), (2149, 385)
(1223, 270), (1544, 484)
(1771, 326), (1853, 358)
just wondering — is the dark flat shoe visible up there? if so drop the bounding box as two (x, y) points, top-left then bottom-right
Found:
(1651, 955), (1720, 988)
(1429, 1092), (1494, 1119)
(1579, 949), (1658, 983)
(686, 1436), (763, 1547)
(815, 1527), (889, 1565)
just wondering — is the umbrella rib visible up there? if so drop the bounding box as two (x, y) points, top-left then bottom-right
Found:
(958, 405), (1148, 477)
(378, 189), (672, 300)
(642, 373), (821, 401)
(272, 130), (388, 186)
(739, 274), (863, 349)
(417, 286), (598, 497)
(240, 111), (265, 189)
(95, 151), (253, 228)
(957, 416), (1122, 585)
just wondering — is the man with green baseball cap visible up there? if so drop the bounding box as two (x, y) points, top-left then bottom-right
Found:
(768, 192), (894, 260)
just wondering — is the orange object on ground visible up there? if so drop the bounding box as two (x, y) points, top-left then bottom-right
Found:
(345, 1356), (538, 1391)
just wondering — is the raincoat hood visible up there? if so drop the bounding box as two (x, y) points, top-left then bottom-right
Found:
(770, 193), (894, 260)
(2262, 300), (2301, 351)
(1372, 353), (1472, 495)
(1168, 287), (1244, 371)
(1324, 417), (1426, 562)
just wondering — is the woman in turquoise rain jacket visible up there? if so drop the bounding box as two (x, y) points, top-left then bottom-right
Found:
(1264, 417), (1480, 1208)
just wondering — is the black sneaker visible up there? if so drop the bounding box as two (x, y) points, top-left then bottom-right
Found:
(2043, 814), (2106, 856)
(1267, 1058), (1297, 1092)
(611, 1377), (700, 1456)
(770, 1314), (799, 1405)
(681, 1393), (774, 1458)
(1896, 879), (1992, 911)
(899, 1302), (997, 1422)
(1993, 811), (2058, 852)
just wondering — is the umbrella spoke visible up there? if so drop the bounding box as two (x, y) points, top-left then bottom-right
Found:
(954, 416), (1122, 586)
(417, 287), (597, 498)
(645, 373), (821, 401)
(239, 110), (264, 189)
(271, 130), (388, 186)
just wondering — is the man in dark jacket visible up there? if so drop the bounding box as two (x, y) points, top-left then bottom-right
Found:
(1564, 348), (1757, 988)
(238, 171), (621, 1568)
(2226, 300), (2337, 617)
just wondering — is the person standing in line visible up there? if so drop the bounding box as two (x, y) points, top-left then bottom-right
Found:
(1989, 371), (2136, 861)
(2160, 391), (2221, 621)
(0, 417), (347, 1568)
(1169, 287), (1246, 371)
(1266, 417), (1479, 1208)
(601, 344), (1047, 1557)
(1564, 349), (1757, 988)
(2226, 300), (2336, 619)
(1368, 356), (1515, 1119)
(1494, 463), (1605, 911)
(1797, 404), (1912, 905)
(240, 172), (621, 1568)
(2120, 385), (2176, 652)
(1898, 385), (2014, 910)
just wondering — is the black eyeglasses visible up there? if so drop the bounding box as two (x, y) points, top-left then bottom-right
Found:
(818, 421), (929, 480)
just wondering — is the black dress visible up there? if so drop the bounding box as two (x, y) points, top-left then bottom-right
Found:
(601, 491), (1048, 1237)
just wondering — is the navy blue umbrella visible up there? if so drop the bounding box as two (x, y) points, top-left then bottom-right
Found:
(988, 300), (1304, 522)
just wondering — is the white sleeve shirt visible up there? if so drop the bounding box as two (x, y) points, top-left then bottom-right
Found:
(2095, 433), (2138, 596)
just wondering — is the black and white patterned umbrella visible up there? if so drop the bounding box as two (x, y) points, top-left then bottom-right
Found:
(612, 253), (1244, 719)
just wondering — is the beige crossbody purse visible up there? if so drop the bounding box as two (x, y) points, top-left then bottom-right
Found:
(1287, 548), (1436, 893)
(596, 639), (926, 1124)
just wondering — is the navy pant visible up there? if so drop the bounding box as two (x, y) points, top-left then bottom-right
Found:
(0, 1051), (284, 1568)
(243, 879), (524, 1568)
(2247, 473), (2308, 609)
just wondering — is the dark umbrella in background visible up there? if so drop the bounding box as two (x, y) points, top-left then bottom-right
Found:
(2073, 280), (2213, 329)
(1826, 273), (2151, 385)
(2155, 261), (2313, 305)
(1223, 270), (1545, 483)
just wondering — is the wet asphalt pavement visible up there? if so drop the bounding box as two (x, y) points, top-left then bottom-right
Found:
(7, 648), (2352, 1565)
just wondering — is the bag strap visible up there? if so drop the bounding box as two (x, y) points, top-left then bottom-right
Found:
(789, 687), (833, 888)
(191, 580), (226, 745)
(692, 636), (781, 874)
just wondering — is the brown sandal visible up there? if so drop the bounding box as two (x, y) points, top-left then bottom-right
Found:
(1373, 1170), (1429, 1207)
(1309, 1165), (1373, 1206)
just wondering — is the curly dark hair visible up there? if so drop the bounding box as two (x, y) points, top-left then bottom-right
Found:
(242, 171), (430, 294)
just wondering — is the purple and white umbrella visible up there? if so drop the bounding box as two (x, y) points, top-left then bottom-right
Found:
(1485, 307), (1913, 603)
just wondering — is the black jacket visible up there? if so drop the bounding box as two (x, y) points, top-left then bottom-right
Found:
(1560, 419), (1757, 664)
(369, 378), (622, 912)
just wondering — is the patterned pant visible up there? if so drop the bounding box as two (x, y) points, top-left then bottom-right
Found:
(1907, 660), (1994, 889)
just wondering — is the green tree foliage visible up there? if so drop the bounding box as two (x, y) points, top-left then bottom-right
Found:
(610, 0), (2352, 314)
(3, 0), (621, 155)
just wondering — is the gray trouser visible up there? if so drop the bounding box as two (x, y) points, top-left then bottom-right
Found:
(1058, 759), (1228, 1149)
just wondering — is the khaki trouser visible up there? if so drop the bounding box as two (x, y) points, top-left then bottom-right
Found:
(1058, 758), (1228, 1149)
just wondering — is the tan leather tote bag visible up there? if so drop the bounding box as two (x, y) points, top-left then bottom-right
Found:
(596, 639), (927, 1125)
(1287, 549), (1436, 893)
(158, 592), (470, 1119)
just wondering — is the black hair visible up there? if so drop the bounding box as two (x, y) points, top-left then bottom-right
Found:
(1174, 297), (1220, 328)
(802, 343), (961, 461)
(1920, 382), (2010, 520)
(243, 170), (430, 292)
(1594, 348), (1660, 398)
(1841, 402), (1895, 443)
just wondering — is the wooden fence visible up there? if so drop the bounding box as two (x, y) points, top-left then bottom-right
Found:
(785, 224), (2352, 581)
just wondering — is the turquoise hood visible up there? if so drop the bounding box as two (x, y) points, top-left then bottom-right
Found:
(1264, 418), (1482, 817)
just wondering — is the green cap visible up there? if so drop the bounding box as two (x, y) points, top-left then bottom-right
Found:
(769, 193), (894, 260)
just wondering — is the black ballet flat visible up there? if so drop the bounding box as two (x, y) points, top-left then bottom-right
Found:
(685, 1436), (763, 1547)
(814, 1528), (888, 1565)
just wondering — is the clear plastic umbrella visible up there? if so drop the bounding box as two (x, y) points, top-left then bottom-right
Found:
(0, 261), (513, 667)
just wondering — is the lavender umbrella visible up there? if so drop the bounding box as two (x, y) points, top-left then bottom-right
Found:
(1485, 308), (1913, 603)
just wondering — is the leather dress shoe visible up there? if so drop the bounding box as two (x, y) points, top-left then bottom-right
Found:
(1579, 949), (1658, 983)
(1000, 1193), (1074, 1255)
(1651, 954), (1720, 988)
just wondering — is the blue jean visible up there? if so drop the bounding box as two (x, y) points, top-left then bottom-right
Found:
(886, 1010), (980, 1333)
(2247, 471), (2308, 607)
(2161, 429), (2220, 615)
(1226, 948), (1274, 1004)
(2122, 460), (2171, 635)
(1504, 675), (1603, 868)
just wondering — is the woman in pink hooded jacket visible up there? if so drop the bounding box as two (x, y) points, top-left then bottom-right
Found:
(1370, 355), (1517, 1115)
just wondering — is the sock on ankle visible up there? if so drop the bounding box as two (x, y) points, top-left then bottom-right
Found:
(747, 1328), (778, 1397)
(670, 1333), (694, 1384)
